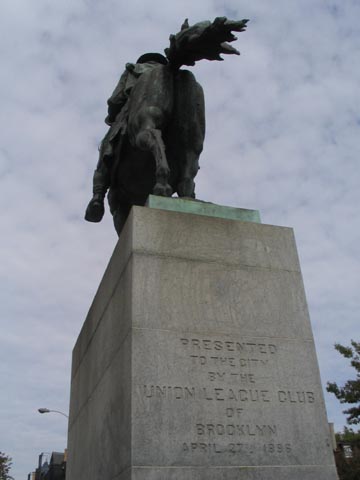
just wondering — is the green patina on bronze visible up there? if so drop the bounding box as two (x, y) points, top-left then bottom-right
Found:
(146, 195), (261, 223)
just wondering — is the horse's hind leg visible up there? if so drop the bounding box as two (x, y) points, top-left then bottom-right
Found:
(169, 70), (205, 198)
(177, 151), (199, 198)
(134, 122), (172, 197)
(128, 66), (174, 197)
(112, 203), (131, 237)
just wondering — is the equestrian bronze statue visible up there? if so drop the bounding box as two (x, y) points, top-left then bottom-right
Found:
(85, 17), (249, 235)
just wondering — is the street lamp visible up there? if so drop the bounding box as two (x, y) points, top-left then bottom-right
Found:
(38, 408), (69, 419)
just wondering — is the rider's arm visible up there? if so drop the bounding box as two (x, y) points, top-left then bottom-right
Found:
(105, 68), (130, 125)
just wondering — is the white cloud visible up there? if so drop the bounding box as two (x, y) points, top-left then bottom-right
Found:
(1, 0), (360, 477)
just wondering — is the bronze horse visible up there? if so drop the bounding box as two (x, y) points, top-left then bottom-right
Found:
(85, 17), (248, 235)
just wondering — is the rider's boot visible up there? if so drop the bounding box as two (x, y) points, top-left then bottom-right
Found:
(85, 170), (108, 222)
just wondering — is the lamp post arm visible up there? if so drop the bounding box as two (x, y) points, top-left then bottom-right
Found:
(49, 410), (69, 419)
(38, 408), (69, 418)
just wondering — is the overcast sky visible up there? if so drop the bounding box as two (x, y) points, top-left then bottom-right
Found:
(1, 0), (359, 478)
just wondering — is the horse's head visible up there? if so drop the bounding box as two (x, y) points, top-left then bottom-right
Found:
(165, 17), (249, 68)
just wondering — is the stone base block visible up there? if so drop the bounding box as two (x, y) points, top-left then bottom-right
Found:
(66, 204), (338, 479)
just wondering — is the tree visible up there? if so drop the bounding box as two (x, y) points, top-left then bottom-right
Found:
(334, 427), (360, 480)
(327, 340), (360, 425)
(336, 427), (360, 443)
(335, 448), (360, 480)
(0, 452), (13, 480)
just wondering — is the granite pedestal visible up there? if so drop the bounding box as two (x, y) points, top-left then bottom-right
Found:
(67, 200), (338, 479)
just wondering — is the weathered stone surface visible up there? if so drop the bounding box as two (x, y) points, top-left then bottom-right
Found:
(119, 466), (337, 479)
(67, 205), (338, 479)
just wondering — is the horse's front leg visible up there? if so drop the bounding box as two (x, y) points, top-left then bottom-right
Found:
(133, 108), (173, 197)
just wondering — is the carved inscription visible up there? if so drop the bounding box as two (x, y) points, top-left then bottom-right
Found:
(138, 335), (318, 460)
(278, 390), (314, 404)
(195, 423), (277, 437)
(142, 385), (315, 404)
(181, 337), (279, 386)
(202, 387), (271, 402)
(190, 355), (270, 369)
(180, 338), (277, 354)
(182, 442), (293, 455)
(143, 385), (195, 399)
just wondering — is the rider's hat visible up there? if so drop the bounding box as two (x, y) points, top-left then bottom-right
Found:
(136, 52), (168, 65)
